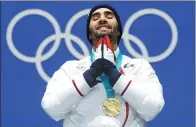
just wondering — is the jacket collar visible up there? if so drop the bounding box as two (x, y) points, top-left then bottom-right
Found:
(91, 47), (120, 58)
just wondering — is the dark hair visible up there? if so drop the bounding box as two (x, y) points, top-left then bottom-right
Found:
(86, 4), (122, 45)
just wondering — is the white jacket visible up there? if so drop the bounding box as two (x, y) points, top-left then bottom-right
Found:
(41, 48), (165, 127)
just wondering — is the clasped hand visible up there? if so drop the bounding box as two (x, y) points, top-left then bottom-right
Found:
(89, 35), (121, 87)
(83, 35), (121, 88)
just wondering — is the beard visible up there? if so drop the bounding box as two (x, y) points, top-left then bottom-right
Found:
(89, 26), (118, 44)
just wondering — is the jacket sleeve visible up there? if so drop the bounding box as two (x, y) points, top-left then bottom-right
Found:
(41, 61), (92, 121)
(113, 59), (165, 121)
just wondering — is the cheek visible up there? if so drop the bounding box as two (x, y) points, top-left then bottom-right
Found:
(89, 24), (94, 32)
(89, 22), (96, 28)
(89, 25), (96, 34)
(110, 21), (118, 27)
(112, 22), (118, 30)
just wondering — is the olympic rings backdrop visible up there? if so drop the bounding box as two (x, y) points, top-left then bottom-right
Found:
(1, 1), (195, 127)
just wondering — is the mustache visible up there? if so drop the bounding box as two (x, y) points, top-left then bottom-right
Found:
(95, 24), (112, 30)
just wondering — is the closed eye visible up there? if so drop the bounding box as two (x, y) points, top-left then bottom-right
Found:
(105, 11), (115, 19)
(91, 13), (100, 21)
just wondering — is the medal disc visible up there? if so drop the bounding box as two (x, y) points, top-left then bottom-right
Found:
(103, 98), (122, 117)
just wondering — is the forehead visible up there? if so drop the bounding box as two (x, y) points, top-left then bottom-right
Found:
(92, 8), (113, 14)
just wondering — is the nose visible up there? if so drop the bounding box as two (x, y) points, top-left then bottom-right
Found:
(99, 15), (107, 24)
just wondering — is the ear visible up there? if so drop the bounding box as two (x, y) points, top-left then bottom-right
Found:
(89, 34), (92, 39)
(117, 31), (120, 36)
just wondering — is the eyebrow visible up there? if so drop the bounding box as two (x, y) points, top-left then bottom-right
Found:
(91, 12), (100, 17)
(91, 11), (114, 17)
(104, 11), (114, 15)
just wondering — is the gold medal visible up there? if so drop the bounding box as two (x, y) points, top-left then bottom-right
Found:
(103, 98), (122, 117)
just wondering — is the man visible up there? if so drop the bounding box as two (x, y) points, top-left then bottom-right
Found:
(41, 4), (165, 127)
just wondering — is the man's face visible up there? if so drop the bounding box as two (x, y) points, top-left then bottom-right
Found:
(89, 8), (118, 42)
